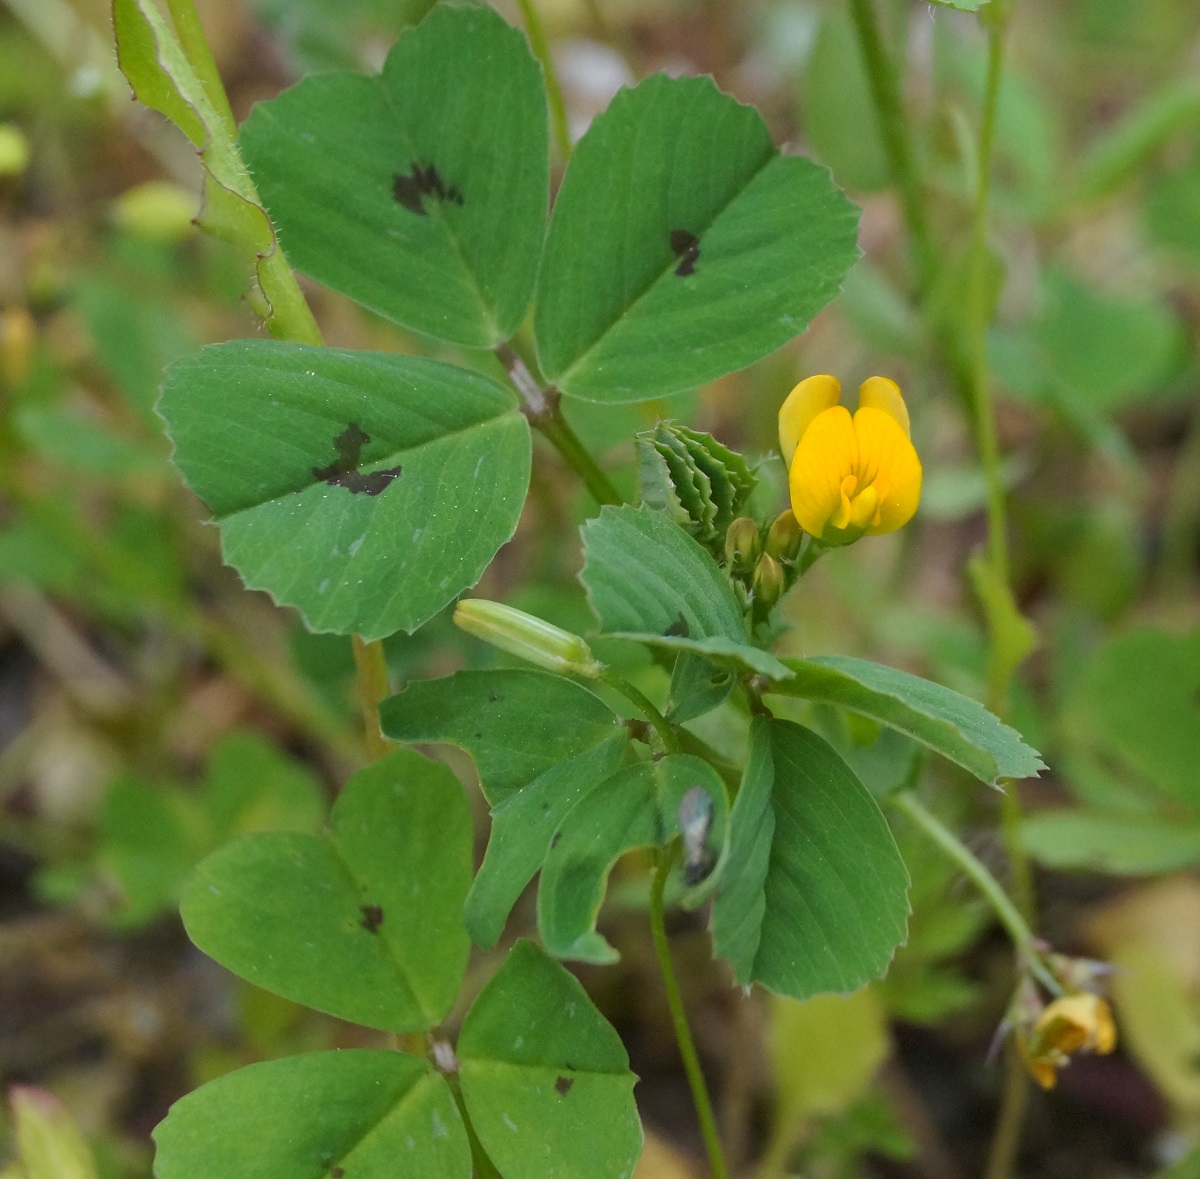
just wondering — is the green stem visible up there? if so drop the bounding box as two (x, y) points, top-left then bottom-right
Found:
(351, 635), (394, 761)
(846, 0), (936, 293)
(965, 14), (1010, 589)
(515, 0), (572, 162)
(164, 0), (239, 140)
(601, 669), (679, 753)
(496, 344), (623, 506)
(649, 845), (729, 1179)
(890, 792), (1059, 996)
(984, 1048), (1031, 1179)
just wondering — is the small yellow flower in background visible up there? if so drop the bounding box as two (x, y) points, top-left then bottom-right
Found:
(1018, 991), (1117, 1090)
(778, 374), (922, 546)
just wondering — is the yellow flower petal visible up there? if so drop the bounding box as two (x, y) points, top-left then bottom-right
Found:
(788, 405), (858, 539)
(778, 374), (841, 465)
(1018, 992), (1117, 1090)
(852, 407), (922, 536)
(857, 376), (910, 437)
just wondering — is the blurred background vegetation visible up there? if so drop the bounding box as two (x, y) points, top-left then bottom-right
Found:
(1, 0), (1199, 1176)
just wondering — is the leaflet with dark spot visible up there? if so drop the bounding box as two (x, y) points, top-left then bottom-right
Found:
(392, 162), (464, 216)
(554, 1076), (574, 1095)
(670, 229), (700, 277)
(664, 613), (690, 638)
(359, 904), (384, 934)
(312, 424), (402, 496)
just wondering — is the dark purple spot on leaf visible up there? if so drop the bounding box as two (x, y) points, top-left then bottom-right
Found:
(393, 162), (464, 215)
(555, 1076), (574, 1095)
(550, 832), (561, 849)
(670, 229), (700, 277)
(664, 613), (690, 638)
(331, 1170), (345, 1179)
(487, 691), (499, 703)
(360, 904), (384, 934)
(313, 423), (402, 497)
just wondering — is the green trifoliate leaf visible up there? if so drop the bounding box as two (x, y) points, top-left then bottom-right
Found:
(580, 505), (793, 680)
(160, 341), (530, 639)
(534, 73), (860, 402)
(239, 3), (549, 346)
(712, 719), (910, 999)
(380, 670), (628, 948)
(770, 655), (1044, 787)
(458, 941), (643, 1179)
(181, 749), (472, 1032)
(153, 1052), (470, 1179)
(538, 755), (729, 963)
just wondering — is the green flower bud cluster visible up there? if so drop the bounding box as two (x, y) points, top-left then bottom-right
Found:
(722, 510), (808, 623)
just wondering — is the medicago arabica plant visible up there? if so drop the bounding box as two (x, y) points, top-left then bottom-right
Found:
(110, 1), (1112, 1176)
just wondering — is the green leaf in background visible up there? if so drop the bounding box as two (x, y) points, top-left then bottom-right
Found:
(458, 941), (643, 1179)
(1021, 810), (1200, 874)
(1065, 627), (1200, 807)
(379, 669), (628, 948)
(712, 719), (909, 999)
(240, 3), (548, 347)
(202, 730), (326, 838)
(538, 755), (729, 962)
(1146, 156), (1200, 266)
(153, 1051), (469, 1179)
(96, 731), (325, 928)
(771, 655), (1044, 787)
(927, 0), (989, 12)
(580, 505), (792, 679)
(800, 9), (889, 192)
(635, 421), (757, 547)
(181, 748), (471, 1032)
(160, 340), (530, 639)
(534, 73), (860, 401)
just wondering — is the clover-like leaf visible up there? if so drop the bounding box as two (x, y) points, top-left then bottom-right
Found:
(534, 73), (860, 401)
(239, 3), (548, 347)
(181, 749), (472, 1032)
(161, 340), (530, 639)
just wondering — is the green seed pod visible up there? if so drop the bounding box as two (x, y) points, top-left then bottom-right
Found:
(764, 510), (803, 563)
(724, 515), (761, 573)
(454, 599), (603, 678)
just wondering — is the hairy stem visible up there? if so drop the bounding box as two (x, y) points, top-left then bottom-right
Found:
(890, 792), (1059, 997)
(496, 344), (623, 506)
(164, 0), (238, 139)
(847, 0), (936, 293)
(515, 0), (573, 162)
(649, 845), (729, 1179)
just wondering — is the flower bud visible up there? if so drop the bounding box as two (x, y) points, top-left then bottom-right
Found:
(764, 510), (803, 563)
(751, 553), (785, 612)
(724, 516), (761, 573)
(0, 123), (30, 178)
(454, 599), (603, 678)
(114, 180), (197, 242)
(8, 1086), (99, 1179)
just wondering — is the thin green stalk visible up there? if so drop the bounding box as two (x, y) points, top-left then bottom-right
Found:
(164, 0), (239, 140)
(515, 0), (572, 162)
(649, 845), (729, 1179)
(890, 792), (1059, 997)
(601, 669), (679, 753)
(985, 1050), (1031, 1179)
(351, 635), (394, 761)
(846, 0), (936, 293)
(965, 13), (1010, 589)
(496, 344), (623, 506)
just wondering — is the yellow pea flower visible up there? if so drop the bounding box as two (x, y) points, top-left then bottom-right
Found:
(1018, 991), (1117, 1090)
(778, 374), (922, 545)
